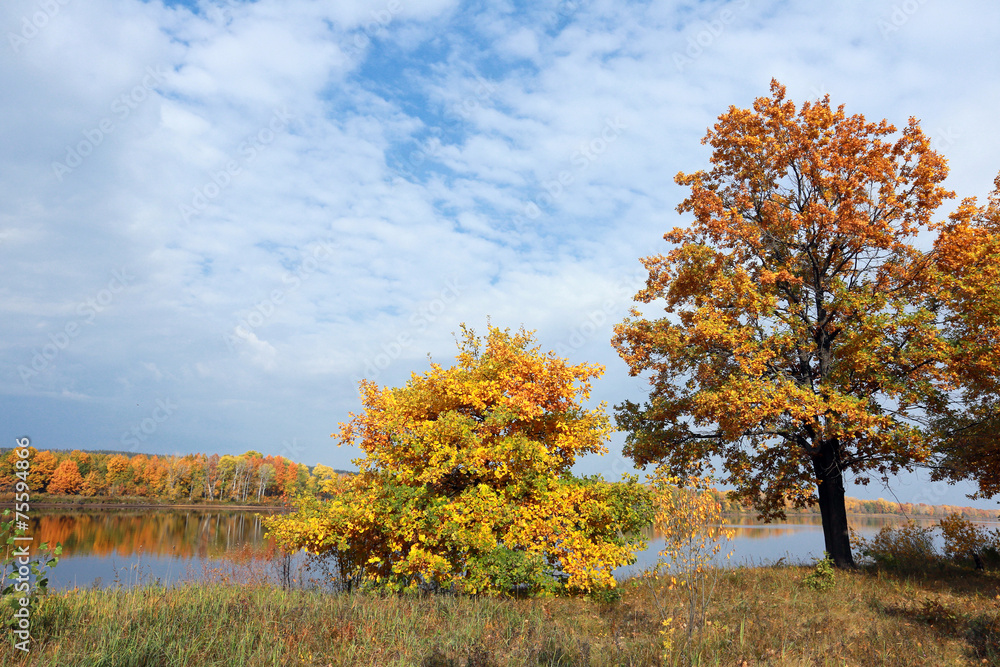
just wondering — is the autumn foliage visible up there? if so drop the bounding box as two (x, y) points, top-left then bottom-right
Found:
(647, 474), (735, 655)
(929, 173), (1000, 498)
(47, 459), (83, 495)
(264, 325), (654, 595)
(937, 513), (1000, 566)
(612, 80), (999, 567)
(0, 448), (313, 503)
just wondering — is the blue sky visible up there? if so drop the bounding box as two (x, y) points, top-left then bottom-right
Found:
(2, 0), (999, 509)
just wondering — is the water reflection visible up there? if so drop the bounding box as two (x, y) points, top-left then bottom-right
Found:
(8, 508), (288, 590)
(8, 509), (999, 590)
(18, 508), (284, 559)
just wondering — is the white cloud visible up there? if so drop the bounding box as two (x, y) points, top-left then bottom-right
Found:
(1, 0), (998, 508)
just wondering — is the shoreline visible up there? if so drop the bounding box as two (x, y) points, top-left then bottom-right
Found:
(721, 510), (999, 520)
(3, 498), (995, 518)
(1, 500), (292, 511)
(3, 506), (995, 519)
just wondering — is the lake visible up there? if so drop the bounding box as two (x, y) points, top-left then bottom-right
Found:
(3, 508), (290, 590)
(615, 514), (999, 579)
(5, 508), (998, 590)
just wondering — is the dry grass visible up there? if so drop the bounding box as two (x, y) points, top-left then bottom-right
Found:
(2, 562), (999, 666)
(645, 563), (1000, 666)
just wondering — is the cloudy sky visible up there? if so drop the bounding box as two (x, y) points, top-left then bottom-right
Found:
(3, 0), (998, 509)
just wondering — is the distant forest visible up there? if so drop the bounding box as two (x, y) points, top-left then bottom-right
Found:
(710, 489), (998, 519)
(0, 447), (352, 503)
(0, 447), (996, 518)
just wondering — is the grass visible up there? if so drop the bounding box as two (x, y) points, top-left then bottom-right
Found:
(2, 560), (999, 666)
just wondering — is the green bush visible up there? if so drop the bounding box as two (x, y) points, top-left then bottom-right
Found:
(465, 546), (558, 597)
(1, 509), (62, 631)
(802, 552), (835, 591)
(854, 521), (937, 570)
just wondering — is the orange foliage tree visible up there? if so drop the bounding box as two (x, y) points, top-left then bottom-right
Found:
(0, 450), (21, 492)
(29, 450), (58, 493)
(929, 173), (1000, 498)
(80, 469), (107, 497)
(264, 325), (653, 595)
(130, 454), (151, 496)
(47, 460), (83, 495)
(611, 81), (995, 568)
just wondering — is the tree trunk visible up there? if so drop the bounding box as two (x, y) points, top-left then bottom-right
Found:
(812, 438), (855, 568)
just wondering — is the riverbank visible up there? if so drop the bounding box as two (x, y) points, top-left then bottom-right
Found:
(4, 503), (992, 526)
(3, 563), (997, 666)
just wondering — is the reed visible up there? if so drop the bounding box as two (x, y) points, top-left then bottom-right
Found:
(2, 559), (998, 666)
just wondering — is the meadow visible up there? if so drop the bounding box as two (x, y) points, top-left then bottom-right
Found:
(2, 558), (998, 666)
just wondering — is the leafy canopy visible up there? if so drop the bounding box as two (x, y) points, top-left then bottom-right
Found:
(611, 80), (987, 523)
(929, 173), (1000, 497)
(265, 324), (653, 595)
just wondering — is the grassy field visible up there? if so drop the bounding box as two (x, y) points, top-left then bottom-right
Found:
(2, 560), (999, 666)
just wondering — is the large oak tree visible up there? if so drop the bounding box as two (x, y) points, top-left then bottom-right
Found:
(612, 80), (996, 567)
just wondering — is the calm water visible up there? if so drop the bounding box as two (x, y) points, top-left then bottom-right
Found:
(616, 514), (1000, 580)
(4, 508), (291, 590)
(5, 509), (998, 590)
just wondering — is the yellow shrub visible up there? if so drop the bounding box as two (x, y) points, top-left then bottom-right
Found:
(264, 325), (655, 596)
(939, 513), (1000, 565)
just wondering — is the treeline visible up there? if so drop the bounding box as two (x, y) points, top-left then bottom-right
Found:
(711, 490), (998, 519)
(3, 447), (995, 519)
(0, 448), (351, 503)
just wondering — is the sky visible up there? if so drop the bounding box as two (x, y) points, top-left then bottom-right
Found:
(2, 0), (999, 510)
